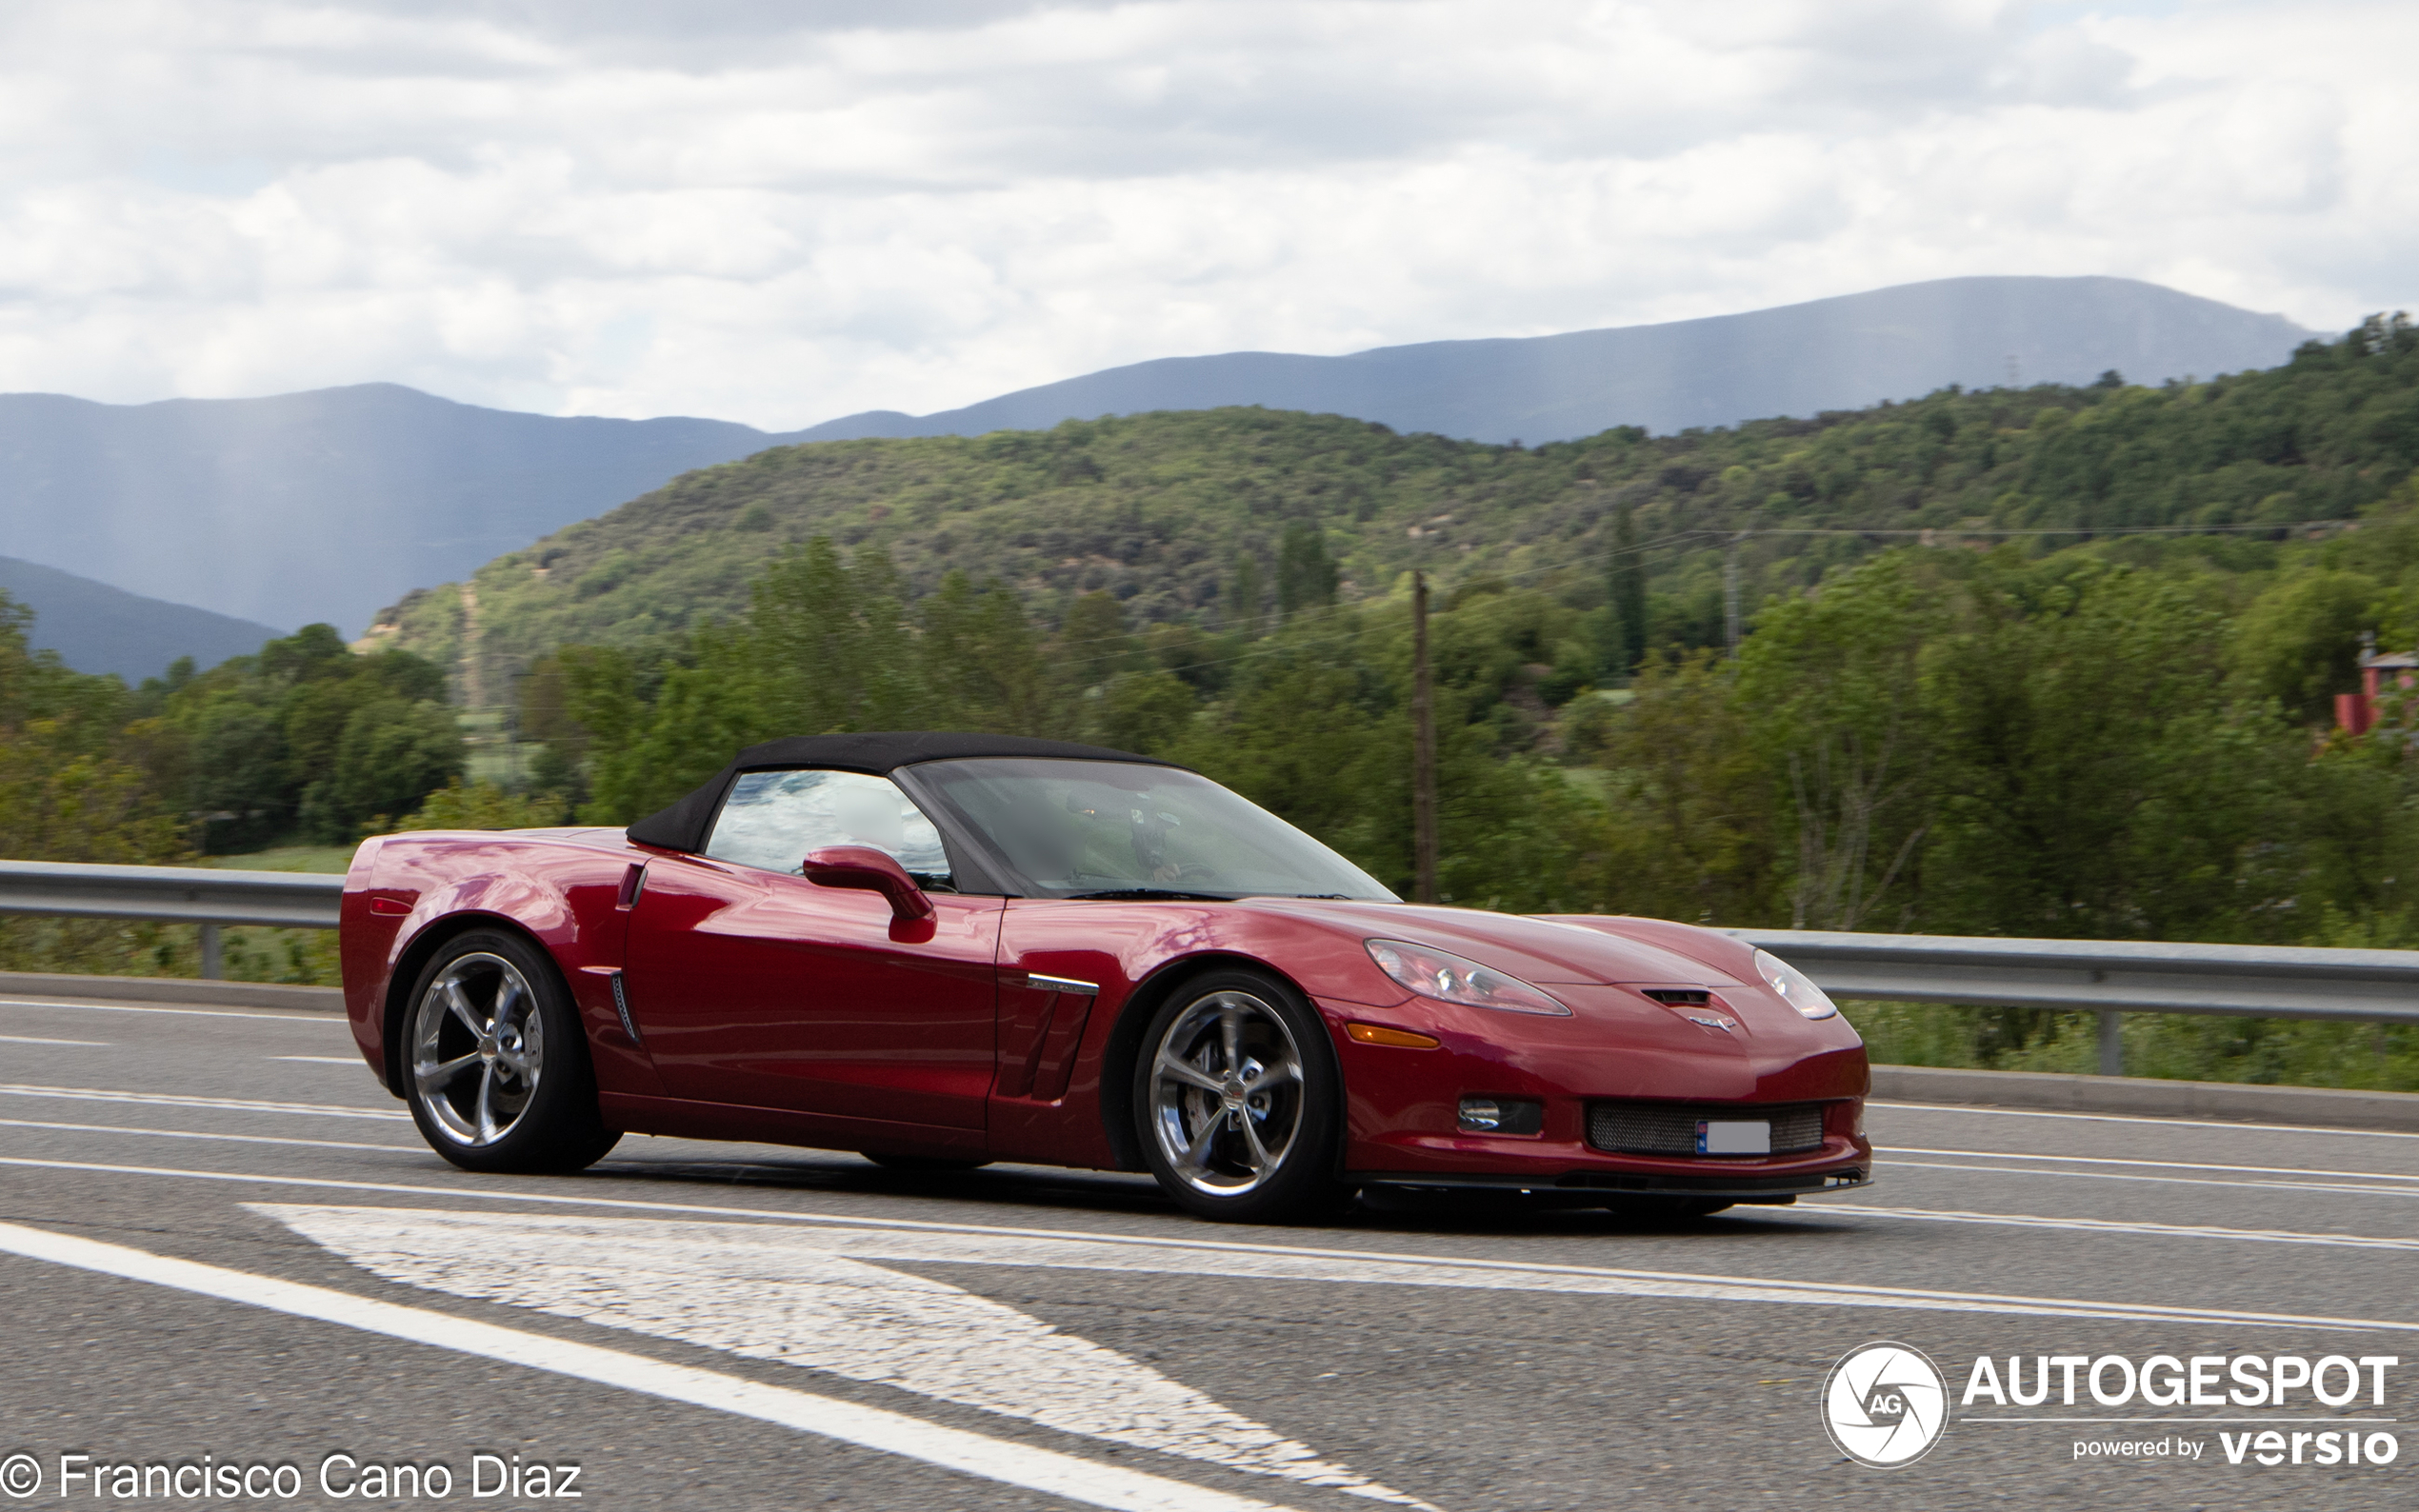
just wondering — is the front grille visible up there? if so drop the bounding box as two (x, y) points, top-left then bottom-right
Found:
(1588, 1101), (1827, 1157)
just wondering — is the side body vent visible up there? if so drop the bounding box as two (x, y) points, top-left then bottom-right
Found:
(610, 971), (641, 1045)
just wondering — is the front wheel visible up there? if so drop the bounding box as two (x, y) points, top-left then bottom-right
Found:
(402, 928), (620, 1174)
(1132, 969), (1349, 1223)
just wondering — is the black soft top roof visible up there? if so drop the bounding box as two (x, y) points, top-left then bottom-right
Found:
(625, 731), (1177, 853)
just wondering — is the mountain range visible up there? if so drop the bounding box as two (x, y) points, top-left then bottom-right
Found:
(0, 555), (281, 682)
(0, 275), (2312, 659)
(794, 276), (2310, 447)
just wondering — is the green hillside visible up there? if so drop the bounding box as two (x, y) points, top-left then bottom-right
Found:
(8, 314), (2419, 1089)
(373, 312), (2419, 702)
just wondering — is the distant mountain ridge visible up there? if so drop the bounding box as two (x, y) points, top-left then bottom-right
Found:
(0, 276), (2312, 637)
(0, 555), (281, 681)
(793, 276), (2310, 446)
(0, 385), (776, 636)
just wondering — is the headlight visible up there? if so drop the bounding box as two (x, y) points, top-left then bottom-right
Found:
(1365, 939), (1569, 1016)
(1754, 947), (1838, 1020)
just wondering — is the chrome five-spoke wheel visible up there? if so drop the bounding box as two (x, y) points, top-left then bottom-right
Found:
(411, 951), (546, 1148)
(1148, 986), (1309, 1198)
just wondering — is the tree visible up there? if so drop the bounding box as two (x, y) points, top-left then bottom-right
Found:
(405, 778), (569, 830)
(1226, 552), (1266, 637)
(2229, 569), (2382, 723)
(1923, 560), (2299, 941)
(1275, 523), (1338, 618)
(1608, 499), (1649, 676)
(301, 700), (467, 842)
(1737, 552), (1940, 931)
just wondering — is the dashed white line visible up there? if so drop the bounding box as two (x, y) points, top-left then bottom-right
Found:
(0, 1084), (407, 1121)
(269, 1056), (373, 1065)
(0, 1221), (1314, 1512)
(1886, 1146), (2419, 1184)
(1822, 1204), (2419, 1251)
(0, 1117), (415, 1153)
(0, 1035), (107, 1046)
(0, 997), (341, 1024)
(1884, 1158), (2419, 1201)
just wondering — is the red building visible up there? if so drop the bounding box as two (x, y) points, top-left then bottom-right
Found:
(2336, 632), (2417, 735)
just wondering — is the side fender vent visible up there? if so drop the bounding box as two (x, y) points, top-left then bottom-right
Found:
(610, 971), (641, 1045)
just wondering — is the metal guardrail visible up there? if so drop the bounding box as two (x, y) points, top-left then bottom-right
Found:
(0, 859), (342, 979)
(1726, 928), (2419, 1075)
(0, 863), (2410, 1074)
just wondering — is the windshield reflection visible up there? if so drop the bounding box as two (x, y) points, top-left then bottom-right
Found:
(907, 758), (1396, 902)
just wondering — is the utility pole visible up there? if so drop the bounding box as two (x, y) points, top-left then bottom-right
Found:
(1411, 569), (1439, 905)
(1723, 534), (1744, 657)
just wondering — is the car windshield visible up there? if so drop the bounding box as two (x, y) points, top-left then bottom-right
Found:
(904, 757), (1396, 902)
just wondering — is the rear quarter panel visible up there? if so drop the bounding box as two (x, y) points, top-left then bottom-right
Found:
(341, 828), (656, 1100)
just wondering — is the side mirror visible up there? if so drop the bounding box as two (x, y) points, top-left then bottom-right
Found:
(803, 846), (935, 922)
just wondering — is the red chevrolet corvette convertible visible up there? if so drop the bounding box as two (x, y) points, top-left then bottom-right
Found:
(341, 733), (1870, 1222)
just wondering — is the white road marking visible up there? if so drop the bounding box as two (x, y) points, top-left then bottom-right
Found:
(270, 1206), (1421, 1506)
(0, 1117), (415, 1153)
(0, 997), (340, 1023)
(1888, 1146), (2419, 1184)
(1873, 1101), (2419, 1141)
(0, 1221), (1314, 1512)
(0, 1035), (107, 1045)
(0, 1084), (407, 1121)
(1885, 1158), (2419, 1201)
(10, 1154), (2416, 1332)
(1821, 1204), (2419, 1251)
(269, 1056), (372, 1065)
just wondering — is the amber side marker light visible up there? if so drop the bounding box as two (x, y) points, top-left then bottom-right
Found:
(1347, 1022), (1441, 1049)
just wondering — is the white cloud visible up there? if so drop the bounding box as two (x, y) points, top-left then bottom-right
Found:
(0, 0), (2406, 428)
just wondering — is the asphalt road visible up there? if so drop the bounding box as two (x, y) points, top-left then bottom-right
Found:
(1, 986), (2413, 1510)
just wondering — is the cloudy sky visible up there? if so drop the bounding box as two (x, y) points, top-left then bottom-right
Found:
(0, 0), (2407, 430)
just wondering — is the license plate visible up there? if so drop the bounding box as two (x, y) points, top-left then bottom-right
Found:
(1697, 1119), (1770, 1155)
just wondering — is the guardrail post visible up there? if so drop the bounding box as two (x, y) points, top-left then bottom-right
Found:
(2096, 1009), (2122, 1077)
(199, 924), (223, 981)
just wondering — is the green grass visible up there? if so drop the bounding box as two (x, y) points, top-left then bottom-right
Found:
(1845, 1000), (2419, 1091)
(192, 846), (356, 874)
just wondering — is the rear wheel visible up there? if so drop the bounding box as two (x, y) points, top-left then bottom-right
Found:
(403, 929), (619, 1174)
(1132, 969), (1348, 1223)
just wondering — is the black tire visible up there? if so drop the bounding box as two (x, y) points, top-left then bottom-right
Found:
(1130, 967), (1349, 1224)
(400, 928), (620, 1174)
(862, 1152), (991, 1173)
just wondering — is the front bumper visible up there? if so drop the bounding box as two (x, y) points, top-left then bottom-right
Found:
(1318, 989), (1874, 1193)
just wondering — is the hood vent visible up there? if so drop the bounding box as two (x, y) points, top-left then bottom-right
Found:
(1639, 988), (1711, 1006)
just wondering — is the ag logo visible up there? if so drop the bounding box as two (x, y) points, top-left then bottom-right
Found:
(1823, 1342), (1949, 1467)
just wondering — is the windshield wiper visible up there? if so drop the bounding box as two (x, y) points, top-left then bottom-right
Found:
(1062, 887), (1233, 902)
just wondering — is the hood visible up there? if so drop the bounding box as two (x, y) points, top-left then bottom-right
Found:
(1249, 900), (1743, 987)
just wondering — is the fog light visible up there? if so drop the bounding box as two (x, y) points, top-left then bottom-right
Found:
(1458, 1097), (1544, 1135)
